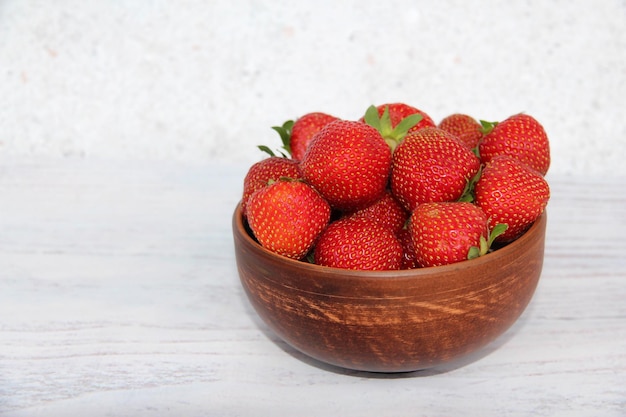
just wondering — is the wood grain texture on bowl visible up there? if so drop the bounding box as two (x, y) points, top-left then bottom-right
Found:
(232, 204), (546, 373)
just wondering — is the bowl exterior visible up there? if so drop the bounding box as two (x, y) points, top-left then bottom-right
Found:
(233, 205), (546, 372)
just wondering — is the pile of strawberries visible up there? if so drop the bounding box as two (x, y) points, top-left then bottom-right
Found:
(240, 103), (550, 270)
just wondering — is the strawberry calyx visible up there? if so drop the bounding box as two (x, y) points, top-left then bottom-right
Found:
(467, 222), (508, 259)
(364, 105), (422, 152)
(458, 166), (483, 203)
(479, 120), (498, 136)
(258, 120), (295, 157)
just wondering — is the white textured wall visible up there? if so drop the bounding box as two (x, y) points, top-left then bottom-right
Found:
(1, 0), (625, 176)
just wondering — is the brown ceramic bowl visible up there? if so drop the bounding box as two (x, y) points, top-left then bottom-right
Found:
(233, 203), (546, 373)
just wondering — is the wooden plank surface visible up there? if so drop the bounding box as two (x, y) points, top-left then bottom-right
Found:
(0, 157), (624, 416)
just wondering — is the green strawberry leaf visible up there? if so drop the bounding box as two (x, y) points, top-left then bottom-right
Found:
(275, 120), (294, 144)
(391, 113), (422, 140)
(458, 166), (483, 203)
(258, 145), (277, 157)
(467, 223), (508, 260)
(379, 105), (393, 136)
(479, 235), (489, 256)
(488, 223), (508, 248)
(467, 245), (481, 260)
(479, 120), (498, 135)
(364, 105), (382, 131)
(364, 104), (421, 151)
(260, 120), (294, 158)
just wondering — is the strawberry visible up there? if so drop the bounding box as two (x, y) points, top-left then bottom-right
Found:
(289, 112), (339, 160)
(241, 156), (302, 217)
(409, 202), (490, 267)
(396, 227), (419, 269)
(478, 113), (550, 176)
(260, 113), (338, 160)
(344, 190), (408, 234)
(474, 155), (550, 242)
(362, 103), (436, 134)
(300, 119), (392, 212)
(391, 127), (481, 212)
(437, 113), (484, 150)
(314, 216), (403, 270)
(246, 179), (331, 260)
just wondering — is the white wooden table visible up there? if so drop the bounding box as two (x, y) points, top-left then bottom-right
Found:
(1, 156), (624, 416)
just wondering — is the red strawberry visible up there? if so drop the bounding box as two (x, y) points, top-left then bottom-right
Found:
(437, 113), (484, 150)
(344, 190), (408, 234)
(396, 228), (419, 269)
(241, 156), (302, 217)
(474, 155), (550, 242)
(289, 112), (339, 160)
(479, 113), (550, 175)
(314, 216), (403, 270)
(246, 179), (331, 260)
(300, 119), (391, 212)
(409, 202), (489, 267)
(261, 113), (338, 160)
(363, 103), (436, 134)
(391, 127), (481, 212)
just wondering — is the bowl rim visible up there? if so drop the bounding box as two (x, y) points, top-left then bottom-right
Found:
(233, 202), (546, 282)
